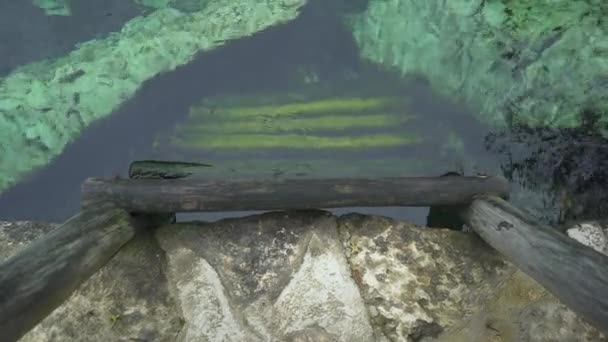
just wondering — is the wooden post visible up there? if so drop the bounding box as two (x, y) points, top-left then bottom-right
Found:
(462, 195), (608, 334)
(0, 202), (137, 342)
(81, 175), (510, 213)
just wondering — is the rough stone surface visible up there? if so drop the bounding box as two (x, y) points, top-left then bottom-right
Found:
(155, 210), (375, 341)
(0, 221), (56, 259)
(444, 270), (608, 342)
(1, 211), (607, 341)
(0, 221), (183, 342)
(337, 214), (512, 341)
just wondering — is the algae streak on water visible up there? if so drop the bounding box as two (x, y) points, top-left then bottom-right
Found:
(189, 97), (405, 119)
(155, 95), (419, 151)
(175, 114), (413, 134)
(168, 133), (419, 150)
(150, 92), (434, 180)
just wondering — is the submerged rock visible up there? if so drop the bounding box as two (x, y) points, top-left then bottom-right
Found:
(349, 0), (608, 131)
(346, 0), (608, 230)
(0, 0), (306, 193)
(1, 211), (605, 341)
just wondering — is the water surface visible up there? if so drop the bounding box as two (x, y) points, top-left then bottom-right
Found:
(0, 1), (604, 227)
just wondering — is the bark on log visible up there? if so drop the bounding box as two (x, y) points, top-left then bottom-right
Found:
(462, 195), (608, 334)
(0, 202), (136, 342)
(82, 175), (510, 213)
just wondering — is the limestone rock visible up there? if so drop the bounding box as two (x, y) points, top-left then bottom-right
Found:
(566, 221), (608, 255)
(2, 211), (607, 341)
(337, 214), (512, 341)
(337, 214), (606, 341)
(444, 270), (607, 342)
(155, 210), (375, 342)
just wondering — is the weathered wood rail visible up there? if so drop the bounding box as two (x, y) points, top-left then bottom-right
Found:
(0, 203), (136, 341)
(462, 196), (608, 334)
(81, 175), (511, 213)
(1, 159), (607, 341)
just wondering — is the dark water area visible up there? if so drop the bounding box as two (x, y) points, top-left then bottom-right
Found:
(1, 1), (605, 228)
(0, 1), (142, 76)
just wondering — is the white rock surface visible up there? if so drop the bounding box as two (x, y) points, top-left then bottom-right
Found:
(155, 211), (375, 341)
(567, 221), (608, 255)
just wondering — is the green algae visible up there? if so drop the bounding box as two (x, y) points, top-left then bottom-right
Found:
(168, 133), (421, 150)
(498, 0), (594, 41)
(350, 0), (608, 130)
(189, 97), (403, 119)
(176, 113), (413, 134)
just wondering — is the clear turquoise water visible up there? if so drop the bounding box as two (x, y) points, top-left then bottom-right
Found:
(0, 1), (605, 227)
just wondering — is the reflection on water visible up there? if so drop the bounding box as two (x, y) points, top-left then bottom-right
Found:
(0, 0), (606, 228)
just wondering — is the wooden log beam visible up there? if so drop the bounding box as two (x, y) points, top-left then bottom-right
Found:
(81, 175), (510, 213)
(0, 202), (137, 341)
(462, 195), (608, 334)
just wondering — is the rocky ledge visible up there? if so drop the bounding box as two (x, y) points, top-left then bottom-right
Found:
(1, 211), (605, 341)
